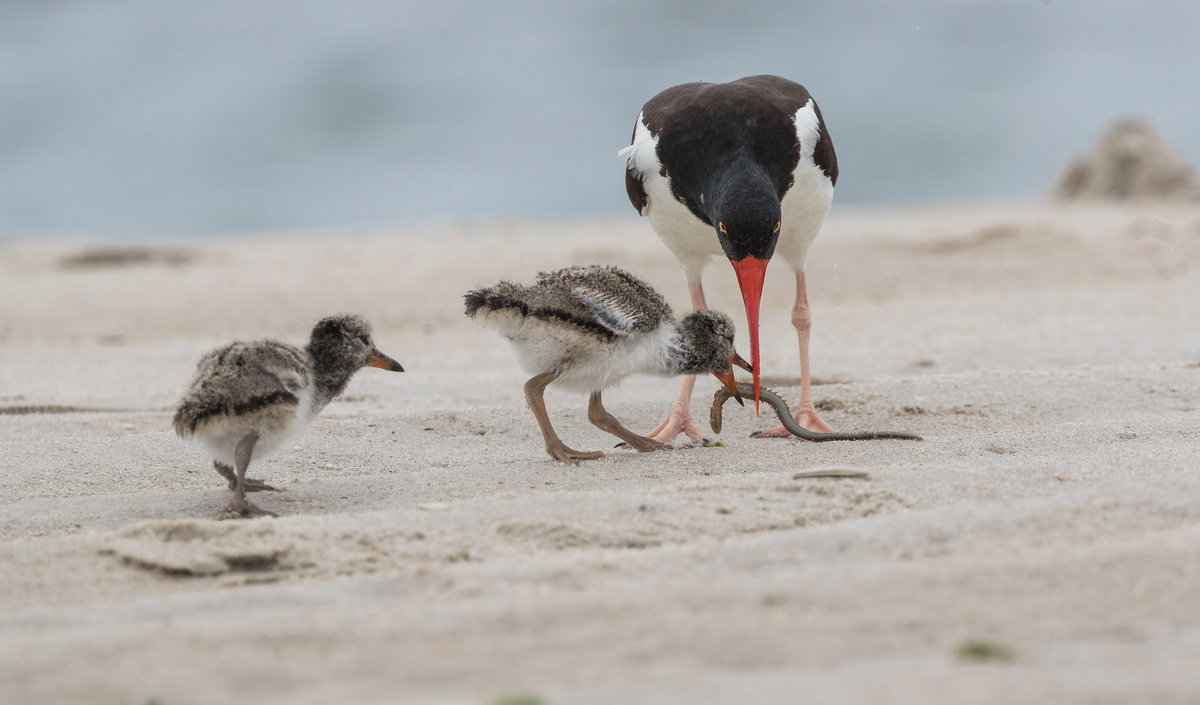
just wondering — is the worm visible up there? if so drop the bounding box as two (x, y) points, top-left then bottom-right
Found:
(711, 383), (923, 442)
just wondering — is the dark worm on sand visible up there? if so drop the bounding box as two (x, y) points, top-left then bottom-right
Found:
(711, 383), (924, 442)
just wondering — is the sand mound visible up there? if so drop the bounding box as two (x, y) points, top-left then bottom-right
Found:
(101, 519), (292, 576)
(1053, 119), (1200, 202)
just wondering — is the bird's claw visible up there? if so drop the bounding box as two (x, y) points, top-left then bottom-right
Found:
(218, 496), (278, 519)
(227, 477), (280, 493)
(547, 443), (605, 464)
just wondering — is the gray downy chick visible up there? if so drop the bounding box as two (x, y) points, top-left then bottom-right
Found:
(174, 314), (403, 517)
(465, 265), (749, 463)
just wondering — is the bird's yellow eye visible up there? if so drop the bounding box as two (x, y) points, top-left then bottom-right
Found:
(773, 220), (781, 234)
(718, 221), (727, 234)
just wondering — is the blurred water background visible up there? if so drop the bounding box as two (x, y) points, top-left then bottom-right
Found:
(2, 0), (1197, 240)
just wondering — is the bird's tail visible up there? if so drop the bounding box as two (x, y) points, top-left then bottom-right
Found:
(463, 289), (488, 318)
(463, 282), (529, 318)
(172, 404), (198, 438)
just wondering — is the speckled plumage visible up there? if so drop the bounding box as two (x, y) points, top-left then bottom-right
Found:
(173, 339), (310, 441)
(466, 265), (669, 338)
(465, 265), (746, 463)
(465, 265), (737, 387)
(174, 314), (403, 517)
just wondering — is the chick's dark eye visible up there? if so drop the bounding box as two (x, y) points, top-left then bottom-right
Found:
(359, 334), (370, 344)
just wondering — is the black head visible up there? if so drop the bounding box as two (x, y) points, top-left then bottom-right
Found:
(711, 167), (782, 262)
(306, 314), (404, 378)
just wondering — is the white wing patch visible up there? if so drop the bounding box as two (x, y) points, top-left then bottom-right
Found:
(571, 285), (642, 335)
(273, 367), (309, 396)
(619, 111), (660, 216)
(793, 99), (822, 167)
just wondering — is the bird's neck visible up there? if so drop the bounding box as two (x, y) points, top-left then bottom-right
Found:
(668, 323), (719, 376)
(306, 349), (356, 409)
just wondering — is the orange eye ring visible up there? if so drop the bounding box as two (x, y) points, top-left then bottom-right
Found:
(718, 221), (727, 234)
(773, 220), (781, 234)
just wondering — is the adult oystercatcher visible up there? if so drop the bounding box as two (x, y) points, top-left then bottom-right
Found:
(620, 74), (838, 441)
(174, 314), (404, 517)
(465, 265), (749, 463)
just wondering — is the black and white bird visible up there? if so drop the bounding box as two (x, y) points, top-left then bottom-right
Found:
(465, 265), (749, 464)
(620, 74), (838, 441)
(173, 314), (404, 517)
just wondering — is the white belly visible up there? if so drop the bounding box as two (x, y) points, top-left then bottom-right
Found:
(196, 386), (318, 466)
(497, 314), (679, 393)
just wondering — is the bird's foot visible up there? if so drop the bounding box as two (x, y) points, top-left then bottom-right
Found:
(620, 436), (674, 453)
(225, 477), (280, 493)
(751, 401), (834, 438)
(640, 401), (707, 446)
(218, 496), (278, 519)
(546, 442), (605, 465)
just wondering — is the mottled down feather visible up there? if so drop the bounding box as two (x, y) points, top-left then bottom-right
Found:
(173, 340), (310, 436)
(465, 265), (672, 340)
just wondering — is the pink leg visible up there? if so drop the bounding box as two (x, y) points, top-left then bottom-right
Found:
(641, 275), (709, 445)
(753, 270), (835, 438)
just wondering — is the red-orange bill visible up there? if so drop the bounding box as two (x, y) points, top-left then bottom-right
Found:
(730, 256), (769, 416)
(367, 349), (405, 371)
(711, 368), (744, 406)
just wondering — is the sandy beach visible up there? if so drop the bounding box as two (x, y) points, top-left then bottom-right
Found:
(2, 201), (1199, 704)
